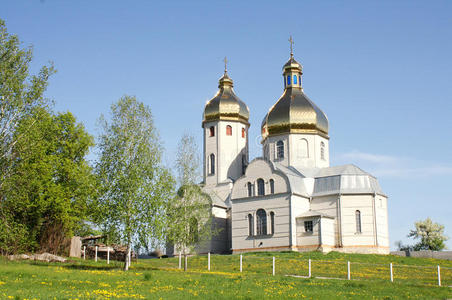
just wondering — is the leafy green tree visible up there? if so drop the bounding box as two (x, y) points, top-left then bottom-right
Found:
(407, 218), (448, 251)
(95, 96), (174, 271)
(166, 134), (212, 270)
(0, 19), (55, 189)
(1, 107), (96, 254)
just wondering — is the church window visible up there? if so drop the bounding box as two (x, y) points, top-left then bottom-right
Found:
(209, 126), (215, 137)
(304, 220), (313, 233)
(242, 128), (246, 138)
(355, 210), (362, 233)
(293, 75), (297, 84)
(248, 214), (254, 236)
(276, 140), (284, 159)
(287, 75), (291, 85)
(226, 125), (232, 136)
(284, 76), (286, 87)
(270, 211), (275, 234)
(269, 179), (274, 194)
(247, 182), (254, 197)
(256, 209), (267, 235)
(320, 141), (325, 160)
(298, 75), (301, 85)
(257, 178), (265, 196)
(299, 138), (309, 158)
(209, 154), (215, 175)
(189, 217), (199, 243)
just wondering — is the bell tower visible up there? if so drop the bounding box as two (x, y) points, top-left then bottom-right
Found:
(203, 58), (250, 186)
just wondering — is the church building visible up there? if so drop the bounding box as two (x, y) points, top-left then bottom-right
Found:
(199, 47), (389, 255)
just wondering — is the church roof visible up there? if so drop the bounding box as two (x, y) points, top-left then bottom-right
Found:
(297, 210), (335, 219)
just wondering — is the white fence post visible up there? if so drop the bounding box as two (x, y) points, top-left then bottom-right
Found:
(178, 253), (182, 269)
(347, 261), (351, 280)
(308, 259), (311, 278)
(390, 263), (393, 282)
(107, 247), (110, 264)
(438, 265), (441, 286)
(240, 254), (243, 273)
(95, 246), (98, 262)
(272, 257), (275, 276)
(83, 246), (86, 260)
(208, 252), (211, 271)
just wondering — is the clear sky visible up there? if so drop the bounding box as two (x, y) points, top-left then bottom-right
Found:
(2, 0), (451, 250)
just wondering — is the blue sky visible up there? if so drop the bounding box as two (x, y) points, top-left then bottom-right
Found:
(2, 0), (451, 249)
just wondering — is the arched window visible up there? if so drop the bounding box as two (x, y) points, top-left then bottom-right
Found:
(209, 154), (215, 175)
(269, 179), (275, 194)
(299, 138), (309, 158)
(248, 214), (254, 236)
(287, 75), (291, 85)
(270, 212), (275, 234)
(257, 178), (265, 196)
(209, 126), (215, 137)
(226, 125), (232, 136)
(355, 210), (362, 233)
(298, 75), (301, 85)
(320, 141), (325, 160)
(256, 209), (267, 235)
(293, 75), (297, 84)
(241, 128), (246, 138)
(276, 140), (284, 159)
(189, 217), (199, 243)
(247, 182), (253, 197)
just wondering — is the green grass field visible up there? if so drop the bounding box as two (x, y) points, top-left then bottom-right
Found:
(1, 251), (451, 299)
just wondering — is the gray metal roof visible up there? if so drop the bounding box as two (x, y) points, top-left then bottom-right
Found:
(297, 210), (335, 219)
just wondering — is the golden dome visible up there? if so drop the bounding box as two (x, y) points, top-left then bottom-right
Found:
(203, 72), (249, 126)
(261, 57), (329, 140)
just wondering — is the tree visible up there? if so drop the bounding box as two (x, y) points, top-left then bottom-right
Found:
(0, 107), (96, 254)
(0, 18), (55, 190)
(95, 96), (174, 271)
(407, 218), (448, 251)
(166, 134), (212, 270)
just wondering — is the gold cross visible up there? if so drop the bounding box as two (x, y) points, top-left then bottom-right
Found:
(289, 35), (294, 58)
(223, 56), (228, 73)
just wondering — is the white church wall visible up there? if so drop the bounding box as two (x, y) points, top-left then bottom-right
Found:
(204, 121), (218, 186)
(290, 195), (310, 247)
(263, 135), (289, 166)
(296, 217), (320, 247)
(320, 217), (335, 247)
(310, 195), (339, 245)
(340, 195), (376, 247)
(231, 159), (289, 199)
(287, 134), (330, 169)
(231, 194), (291, 252)
(375, 195), (390, 249)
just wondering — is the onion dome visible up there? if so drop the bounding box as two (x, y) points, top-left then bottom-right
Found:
(261, 53), (328, 140)
(203, 64), (249, 126)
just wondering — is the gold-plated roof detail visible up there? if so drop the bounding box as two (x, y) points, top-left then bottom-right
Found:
(203, 70), (249, 126)
(262, 87), (328, 138)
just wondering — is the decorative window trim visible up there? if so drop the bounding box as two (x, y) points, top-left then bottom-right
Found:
(257, 178), (265, 196)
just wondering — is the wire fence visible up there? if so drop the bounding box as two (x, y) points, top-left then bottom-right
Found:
(148, 253), (452, 287)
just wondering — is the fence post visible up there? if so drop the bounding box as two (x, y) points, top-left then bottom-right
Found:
(390, 263), (393, 282)
(208, 252), (211, 271)
(179, 253), (182, 269)
(185, 255), (188, 270)
(95, 246), (98, 262)
(308, 259), (311, 278)
(83, 246), (86, 260)
(438, 265), (441, 286)
(107, 247), (110, 264)
(272, 257), (275, 276)
(347, 261), (351, 280)
(240, 254), (243, 272)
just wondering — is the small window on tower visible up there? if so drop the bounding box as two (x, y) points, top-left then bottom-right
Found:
(320, 141), (325, 160)
(298, 75), (301, 85)
(293, 75), (297, 84)
(242, 128), (246, 138)
(287, 75), (291, 85)
(226, 125), (232, 136)
(276, 140), (284, 159)
(209, 126), (215, 137)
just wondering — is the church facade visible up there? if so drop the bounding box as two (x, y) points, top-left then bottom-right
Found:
(200, 52), (389, 255)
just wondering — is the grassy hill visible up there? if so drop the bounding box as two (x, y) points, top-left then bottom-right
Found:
(0, 251), (451, 299)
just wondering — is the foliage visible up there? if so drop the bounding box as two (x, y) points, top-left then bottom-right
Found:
(95, 95), (174, 270)
(407, 217), (448, 251)
(166, 134), (212, 261)
(0, 108), (95, 254)
(0, 18), (55, 189)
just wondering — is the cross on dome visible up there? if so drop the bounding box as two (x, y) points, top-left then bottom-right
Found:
(289, 35), (294, 58)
